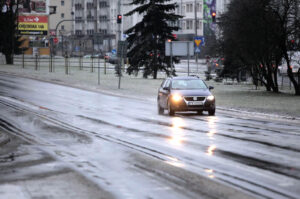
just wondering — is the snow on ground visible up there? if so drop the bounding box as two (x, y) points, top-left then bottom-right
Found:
(0, 56), (299, 118)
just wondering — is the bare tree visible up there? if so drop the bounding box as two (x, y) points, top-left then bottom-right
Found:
(219, 0), (300, 94)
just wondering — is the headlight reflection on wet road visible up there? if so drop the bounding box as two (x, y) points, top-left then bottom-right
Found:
(206, 145), (217, 156)
(165, 157), (185, 168)
(207, 116), (218, 129)
(207, 130), (216, 140)
(167, 117), (185, 147)
(205, 169), (215, 179)
(206, 117), (217, 156)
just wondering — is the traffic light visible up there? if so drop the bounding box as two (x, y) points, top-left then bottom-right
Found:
(212, 12), (216, 23)
(117, 15), (122, 24)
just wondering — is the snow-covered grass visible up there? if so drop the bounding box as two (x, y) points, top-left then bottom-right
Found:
(1, 57), (300, 118)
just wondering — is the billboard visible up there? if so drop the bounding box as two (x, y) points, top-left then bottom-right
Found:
(18, 15), (48, 35)
(19, 0), (47, 14)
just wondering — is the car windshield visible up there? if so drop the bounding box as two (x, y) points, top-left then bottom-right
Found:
(171, 79), (207, 90)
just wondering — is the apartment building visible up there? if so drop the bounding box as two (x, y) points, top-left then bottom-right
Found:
(49, 0), (73, 35)
(69, 0), (210, 53)
(216, 0), (230, 15)
(72, 0), (134, 52)
(172, 0), (204, 40)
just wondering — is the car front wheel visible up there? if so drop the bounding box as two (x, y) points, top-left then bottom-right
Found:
(208, 109), (215, 116)
(168, 102), (175, 116)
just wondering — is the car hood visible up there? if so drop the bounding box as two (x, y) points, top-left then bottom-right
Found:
(171, 89), (212, 96)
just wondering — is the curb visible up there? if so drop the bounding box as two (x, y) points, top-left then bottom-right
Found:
(217, 107), (300, 123)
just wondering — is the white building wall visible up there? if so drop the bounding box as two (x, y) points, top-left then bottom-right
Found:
(173, 0), (204, 38)
(216, 0), (230, 15)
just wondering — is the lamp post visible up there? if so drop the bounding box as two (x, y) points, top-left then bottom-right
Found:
(194, 0), (199, 72)
(55, 18), (84, 56)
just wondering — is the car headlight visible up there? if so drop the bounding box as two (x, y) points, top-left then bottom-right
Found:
(172, 94), (183, 102)
(207, 95), (215, 101)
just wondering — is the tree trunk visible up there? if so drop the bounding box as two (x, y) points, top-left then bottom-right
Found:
(284, 51), (300, 95)
(5, 53), (13, 64)
(153, 67), (158, 79)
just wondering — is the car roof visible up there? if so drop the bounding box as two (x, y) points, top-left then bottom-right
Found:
(168, 76), (202, 80)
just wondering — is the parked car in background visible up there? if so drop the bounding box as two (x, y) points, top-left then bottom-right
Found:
(205, 57), (224, 81)
(83, 53), (103, 59)
(104, 52), (118, 64)
(157, 76), (216, 116)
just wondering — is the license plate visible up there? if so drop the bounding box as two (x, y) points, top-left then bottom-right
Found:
(188, 101), (203, 106)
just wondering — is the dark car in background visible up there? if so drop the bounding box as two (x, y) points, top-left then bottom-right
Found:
(157, 76), (216, 116)
(104, 52), (118, 64)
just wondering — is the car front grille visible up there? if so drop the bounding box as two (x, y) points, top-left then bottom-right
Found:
(184, 96), (206, 101)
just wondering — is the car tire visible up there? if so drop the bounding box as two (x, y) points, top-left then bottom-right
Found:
(168, 102), (175, 116)
(208, 109), (215, 116)
(158, 103), (164, 115)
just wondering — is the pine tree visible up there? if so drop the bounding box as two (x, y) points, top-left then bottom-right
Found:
(0, 0), (24, 64)
(125, 0), (182, 79)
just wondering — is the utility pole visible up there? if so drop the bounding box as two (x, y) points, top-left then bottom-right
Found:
(117, 0), (122, 89)
(194, 0), (199, 73)
(117, 0), (122, 43)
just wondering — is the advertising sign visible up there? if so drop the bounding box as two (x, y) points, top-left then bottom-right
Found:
(18, 0), (47, 14)
(165, 41), (194, 56)
(18, 15), (48, 35)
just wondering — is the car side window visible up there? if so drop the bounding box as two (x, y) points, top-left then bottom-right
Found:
(164, 80), (171, 88)
(160, 80), (166, 88)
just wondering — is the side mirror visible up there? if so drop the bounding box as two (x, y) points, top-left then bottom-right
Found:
(209, 86), (214, 90)
(163, 86), (170, 91)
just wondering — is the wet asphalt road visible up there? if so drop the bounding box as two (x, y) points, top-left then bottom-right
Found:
(0, 73), (300, 199)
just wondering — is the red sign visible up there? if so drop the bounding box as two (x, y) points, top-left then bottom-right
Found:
(53, 38), (59, 44)
(18, 16), (48, 23)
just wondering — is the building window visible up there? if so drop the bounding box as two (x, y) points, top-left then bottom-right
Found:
(87, 2), (94, 9)
(99, 29), (107, 34)
(186, 20), (193, 30)
(61, 25), (65, 30)
(75, 3), (83, 10)
(87, 29), (94, 35)
(99, 15), (107, 22)
(61, 1), (64, 6)
(197, 21), (202, 30)
(76, 30), (82, 35)
(186, 3), (193, 13)
(99, 1), (108, 8)
(61, 13), (64, 18)
(196, 3), (202, 12)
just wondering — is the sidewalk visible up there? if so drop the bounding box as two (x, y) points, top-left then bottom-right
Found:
(0, 58), (300, 119)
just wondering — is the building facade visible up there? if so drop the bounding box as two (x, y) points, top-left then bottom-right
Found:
(71, 0), (134, 53)
(216, 0), (230, 15)
(63, 0), (211, 54)
(173, 0), (204, 40)
(49, 0), (73, 36)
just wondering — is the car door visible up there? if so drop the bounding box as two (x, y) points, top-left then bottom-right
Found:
(160, 80), (171, 108)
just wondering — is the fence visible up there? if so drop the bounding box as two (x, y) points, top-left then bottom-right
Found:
(13, 55), (119, 86)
